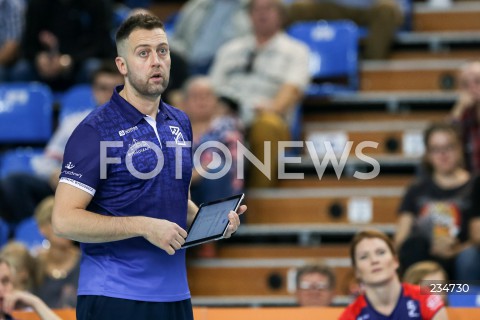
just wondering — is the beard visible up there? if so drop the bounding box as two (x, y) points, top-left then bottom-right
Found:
(128, 69), (170, 98)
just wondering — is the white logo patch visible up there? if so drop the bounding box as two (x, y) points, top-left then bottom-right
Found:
(65, 162), (75, 169)
(169, 126), (186, 145)
(119, 126), (138, 136)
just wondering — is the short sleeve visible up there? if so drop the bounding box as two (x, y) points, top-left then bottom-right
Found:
(420, 293), (445, 319)
(59, 123), (101, 196)
(283, 38), (311, 91)
(398, 183), (420, 216)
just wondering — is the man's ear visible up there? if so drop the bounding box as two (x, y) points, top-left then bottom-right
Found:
(115, 57), (127, 76)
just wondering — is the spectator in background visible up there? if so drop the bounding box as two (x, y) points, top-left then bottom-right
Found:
(210, 0), (310, 188)
(0, 242), (36, 293)
(294, 262), (336, 307)
(394, 123), (478, 279)
(0, 61), (123, 226)
(12, 0), (115, 92)
(170, 0), (251, 74)
(182, 76), (244, 206)
(287, 0), (403, 60)
(0, 0), (25, 82)
(33, 196), (80, 309)
(181, 76), (243, 258)
(0, 257), (61, 320)
(340, 229), (447, 320)
(403, 261), (449, 304)
(450, 60), (480, 173)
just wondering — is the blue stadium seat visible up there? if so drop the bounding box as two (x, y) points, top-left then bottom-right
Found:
(0, 148), (44, 179)
(14, 217), (45, 252)
(59, 84), (96, 122)
(0, 82), (53, 143)
(287, 20), (359, 97)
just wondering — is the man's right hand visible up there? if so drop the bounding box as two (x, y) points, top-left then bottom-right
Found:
(142, 218), (187, 255)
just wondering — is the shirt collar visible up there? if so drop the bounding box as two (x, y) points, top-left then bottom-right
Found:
(112, 85), (172, 125)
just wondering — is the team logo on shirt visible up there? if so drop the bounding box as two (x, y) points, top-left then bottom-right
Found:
(169, 126), (186, 145)
(65, 162), (75, 169)
(118, 125), (138, 136)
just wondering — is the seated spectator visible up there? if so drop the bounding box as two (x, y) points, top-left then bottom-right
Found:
(294, 262), (336, 307)
(0, 257), (61, 320)
(181, 76), (244, 258)
(0, 61), (123, 225)
(0, 0), (25, 82)
(450, 60), (480, 173)
(340, 229), (447, 320)
(0, 242), (36, 293)
(403, 261), (449, 304)
(394, 123), (478, 279)
(287, 0), (403, 60)
(12, 0), (116, 92)
(170, 0), (251, 74)
(210, 0), (310, 188)
(33, 196), (80, 309)
(182, 76), (244, 205)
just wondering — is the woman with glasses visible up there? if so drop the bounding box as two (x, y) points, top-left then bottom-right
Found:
(394, 122), (479, 279)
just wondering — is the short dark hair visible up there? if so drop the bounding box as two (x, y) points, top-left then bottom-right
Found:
(91, 60), (121, 83)
(115, 13), (165, 44)
(296, 263), (336, 290)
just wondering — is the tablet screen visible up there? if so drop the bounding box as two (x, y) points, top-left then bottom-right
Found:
(183, 194), (244, 248)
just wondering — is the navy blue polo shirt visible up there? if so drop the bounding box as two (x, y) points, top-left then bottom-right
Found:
(59, 86), (193, 302)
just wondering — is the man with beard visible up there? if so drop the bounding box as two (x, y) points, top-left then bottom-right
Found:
(52, 13), (246, 320)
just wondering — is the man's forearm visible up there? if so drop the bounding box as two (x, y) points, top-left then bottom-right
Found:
(53, 208), (148, 243)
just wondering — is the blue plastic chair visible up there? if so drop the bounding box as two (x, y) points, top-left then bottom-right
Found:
(59, 84), (96, 122)
(0, 82), (53, 143)
(0, 147), (44, 179)
(14, 217), (46, 252)
(287, 20), (359, 97)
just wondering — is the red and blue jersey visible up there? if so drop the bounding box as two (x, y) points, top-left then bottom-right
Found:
(60, 86), (193, 302)
(340, 283), (444, 320)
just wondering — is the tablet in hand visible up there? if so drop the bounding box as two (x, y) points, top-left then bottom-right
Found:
(182, 193), (244, 249)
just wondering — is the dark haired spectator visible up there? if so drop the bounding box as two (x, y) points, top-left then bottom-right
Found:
(12, 0), (115, 91)
(395, 123), (478, 279)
